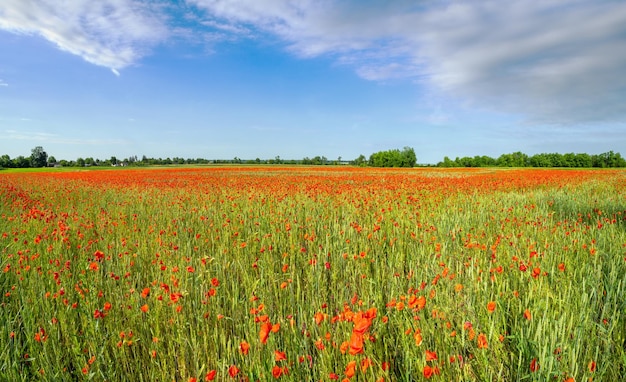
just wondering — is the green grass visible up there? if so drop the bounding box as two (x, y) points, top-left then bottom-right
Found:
(0, 168), (624, 381)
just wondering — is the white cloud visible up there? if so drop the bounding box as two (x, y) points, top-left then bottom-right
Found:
(0, 0), (168, 72)
(0, 79), (7, 87)
(416, 1), (626, 125)
(2, 1), (625, 125)
(4, 129), (129, 145)
(187, 0), (626, 126)
(5, 129), (57, 141)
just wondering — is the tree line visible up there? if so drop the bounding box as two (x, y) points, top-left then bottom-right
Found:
(1, 146), (625, 169)
(437, 151), (626, 168)
(0, 146), (416, 168)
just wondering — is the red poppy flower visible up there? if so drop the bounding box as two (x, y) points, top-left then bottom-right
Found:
(271, 365), (283, 379)
(239, 341), (250, 355)
(345, 360), (357, 378)
(530, 358), (539, 372)
(259, 322), (272, 344)
(228, 365), (239, 378)
(274, 350), (286, 362)
(141, 288), (150, 298)
(314, 312), (325, 325)
(523, 309), (532, 321)
(423, 365), (434, 379)
(425, 350), (438, 362)
(349, 332), (364, 355)
(477, 333), (488, 349)
(588, 360), (596, 372)
(205, 370), (216, 381)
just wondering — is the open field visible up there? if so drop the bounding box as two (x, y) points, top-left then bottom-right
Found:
(1, 167), (625, 381)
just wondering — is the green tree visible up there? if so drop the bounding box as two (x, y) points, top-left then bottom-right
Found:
(352, 154), (367, 167)
(30, 146), (48, 167)
(0, 154), (12, 168)
(574, 153), (592, 168)
(497, 152), (528, 167)
(439, 156), (455, 167)
(368, 147), (417, 168)
(529, 153), (552, 167)
(400, 146), (417, 167)
(14, 156), (30, 168)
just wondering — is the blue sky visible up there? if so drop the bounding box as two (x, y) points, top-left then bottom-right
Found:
(1, 0), (625, 164)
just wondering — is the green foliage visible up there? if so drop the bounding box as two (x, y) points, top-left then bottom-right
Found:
(301, 156), (328, 165)
(368, 146), (417, 167)
(30, 146), (48, 168)
(0, 169), (624, 380)
(352, 154), (367, 167)
(3, 147), (626, 169)
(438, 151), (626, 168)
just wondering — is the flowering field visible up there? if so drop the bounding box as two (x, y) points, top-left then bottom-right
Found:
(1, 167), (625, 381)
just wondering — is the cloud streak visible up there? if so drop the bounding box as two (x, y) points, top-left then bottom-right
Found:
(4, 129), (129, 146)
(188, 0), (626, 126)
(0, 0), (167, 72)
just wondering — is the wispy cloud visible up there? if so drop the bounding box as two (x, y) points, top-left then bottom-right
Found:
(188, 0), (626, 126)
(0, 79), (7, 87)
(2, 1), (625, 126)
(417, 1), (626, 125)
(4, 129), (129, 146)
(0, 0), (168, 73)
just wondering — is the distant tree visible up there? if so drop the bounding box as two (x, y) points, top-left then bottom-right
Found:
(574, 153), (593, 168)
(438, 156), (455, 167)
(47, 156), (57, 166)
(593, 151), (626, 168)
(529, 153), (551, 167)
(30, 146), (48, 167)
(369, 147), (416, 168)
(0, 154), (12, 168)
(14, 156), (30, 168)
(496, 152), (528, 167)
(400, 146), (417, 167)
(562, 153), (576, 167)
(479, 155), (496, 167)
(76, 157), (86, 167)
(352, 154), (367, 167)
(613, 152), (626, 167)
(457, 156), (474, 167)
(311, 156), (325, 165)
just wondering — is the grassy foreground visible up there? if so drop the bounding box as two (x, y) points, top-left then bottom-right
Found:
(1, 167), (625, 381)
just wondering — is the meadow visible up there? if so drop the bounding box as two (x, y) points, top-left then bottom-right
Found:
(1, 166), (624, 381)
